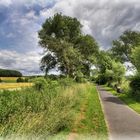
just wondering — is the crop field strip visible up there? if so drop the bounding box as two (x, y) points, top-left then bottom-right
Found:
(0, 83), (33, 89)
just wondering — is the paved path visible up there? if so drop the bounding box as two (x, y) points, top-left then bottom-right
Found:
(97, 86), (140, 140)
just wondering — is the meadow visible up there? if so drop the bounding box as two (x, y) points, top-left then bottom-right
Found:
(0, 78), (108, 140)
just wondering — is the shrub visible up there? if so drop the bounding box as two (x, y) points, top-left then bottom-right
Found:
(130, 74), (140, 95)
(33, 77), (48, 91)
(75, 71), (87, 83)
(16, 77), (24, 83)
(0, 78), (2, 83)
(58, 78), (74, 87)
(45, 74), (59, 80)
(96, 74), (108, 85)
(24, 78), (29, 82)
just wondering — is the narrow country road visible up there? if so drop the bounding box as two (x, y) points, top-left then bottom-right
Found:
(97, 86), (140, 140)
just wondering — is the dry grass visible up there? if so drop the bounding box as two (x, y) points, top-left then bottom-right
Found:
(0, 83), (33, 89)
(0, 77), (19, 81)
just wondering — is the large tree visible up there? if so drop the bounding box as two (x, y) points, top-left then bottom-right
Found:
(38, 13), (99, 78)
(96, 51), (125, 85)
(111, 30), (140, 63)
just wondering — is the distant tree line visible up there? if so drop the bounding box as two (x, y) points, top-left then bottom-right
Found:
(0, 69), (22, 77)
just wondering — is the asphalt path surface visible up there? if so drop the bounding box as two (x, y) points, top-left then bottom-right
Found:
(97, 86), (140, 140)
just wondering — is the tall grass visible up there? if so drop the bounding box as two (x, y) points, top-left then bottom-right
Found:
(0, 78), (79, 138)
(0, 78), (108, 139)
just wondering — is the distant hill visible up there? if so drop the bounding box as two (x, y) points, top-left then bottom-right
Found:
(0, 69), (22, 77)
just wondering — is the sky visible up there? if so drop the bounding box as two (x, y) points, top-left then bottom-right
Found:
(0, 0), (140, 75)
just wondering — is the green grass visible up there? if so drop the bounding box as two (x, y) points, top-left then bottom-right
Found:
(72, 84), (108, 140)
(103, 85), (140, 114)
(0, 79), (108, 140)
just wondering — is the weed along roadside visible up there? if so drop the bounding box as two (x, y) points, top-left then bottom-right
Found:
(0, 78), (108, 140)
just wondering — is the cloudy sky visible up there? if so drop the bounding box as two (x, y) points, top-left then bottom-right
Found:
(0, 0), (140, 75)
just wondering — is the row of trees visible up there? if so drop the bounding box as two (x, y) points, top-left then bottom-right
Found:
(39, 13), (140, 94)
(0, 69), (22, 77)
(110, 31), (140, 94)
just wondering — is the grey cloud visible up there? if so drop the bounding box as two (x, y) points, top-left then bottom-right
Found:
(1, 0), (140, 74)
(41, 0), (140, 49)
(0, 50), (43, 75)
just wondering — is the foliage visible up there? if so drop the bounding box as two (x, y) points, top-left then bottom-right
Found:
(105, 60), (125, 85)
(96, 51), (112, 73)
(16, 77), (25, 83)
(130, 73), (140, 95)
(95, 74), (108, 85)
(38, 13), (99, 79)
(111, 30), (140, 63)
(131, 46), (140, 72)
(96, 51), (125, 85)
(58, 77), (74, 87)
(0, 78), (2, 83)
(0, 69), (22, 77)
(33, 77), (48, 91)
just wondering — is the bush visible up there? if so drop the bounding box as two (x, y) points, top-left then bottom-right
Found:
(130, 74), (140, 95)
(24, 78), (29, 82)
(96, 74), (108, 85)
(33, 77), (48, 91)
(0, 78), (2, 83)
(16, 77), (24, 83)
(45, 74), (59, 80)
(74, 71), (87, 83)
(58, 78), (74, 87)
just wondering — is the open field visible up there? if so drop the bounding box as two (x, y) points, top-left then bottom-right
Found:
(103, 85), (140, 114)
(0, 77), (24, 83)
(0, 83), (33, 89)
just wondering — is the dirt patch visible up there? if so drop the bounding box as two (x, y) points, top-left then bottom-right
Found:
(67, 133), (78, 140)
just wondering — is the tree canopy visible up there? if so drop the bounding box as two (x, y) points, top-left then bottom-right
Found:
(96, 51), (125, 85)
(111, 30), (140, 63)
(38, 13), (99, 78)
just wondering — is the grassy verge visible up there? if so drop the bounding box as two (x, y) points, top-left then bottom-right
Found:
(103, 85), (140, 114)
(0, 81), (108, 139)
(72, 84), (108, 140)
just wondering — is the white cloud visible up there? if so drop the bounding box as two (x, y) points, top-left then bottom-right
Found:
(0, 0), (12, 6)
(0, 50), (43, 75)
